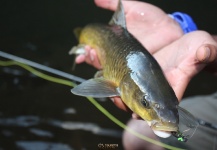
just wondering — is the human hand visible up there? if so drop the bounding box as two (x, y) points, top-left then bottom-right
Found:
(75, 0), (217, 116)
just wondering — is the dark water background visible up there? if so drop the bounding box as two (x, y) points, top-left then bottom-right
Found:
(0, 0), (217, 149)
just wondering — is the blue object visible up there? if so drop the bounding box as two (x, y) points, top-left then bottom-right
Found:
(169, 12), (197, 34)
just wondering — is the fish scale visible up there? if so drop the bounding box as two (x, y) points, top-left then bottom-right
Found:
(71, 0), (198, 140)
(75, 19), (180, 128)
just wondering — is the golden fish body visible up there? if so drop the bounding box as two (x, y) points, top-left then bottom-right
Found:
(73, 23), (179, 131)
(71, 0), (198, 137)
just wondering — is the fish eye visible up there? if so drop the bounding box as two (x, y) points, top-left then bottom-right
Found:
(141, 97), (150, 108)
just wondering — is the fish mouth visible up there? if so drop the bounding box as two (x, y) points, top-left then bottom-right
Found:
(146, 121), (177, 138)
(147, 121), (178, 132)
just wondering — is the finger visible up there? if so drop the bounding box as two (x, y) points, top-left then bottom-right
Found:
(132, 113), (142, 119)
(75, 46), (91, 64)
(94, 0), (131, 12)
(84, 49), (102, 69)
(94, 0), (159, 18)
(75, 54), (86, 64)
(75, 47), (102, 69)
(199, 44), (217, 75)
(111, 97), (131, 112)
(123, 119), (160, 150)
(95, 0), (183, 53)
(94, 0), (164, 22)
(111, 98), (144, 119)
(89, 49), (102, 69)
(196, 44), (217, 63)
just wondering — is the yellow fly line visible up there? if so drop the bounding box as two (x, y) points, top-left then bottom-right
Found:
(0, 60), (184, 150)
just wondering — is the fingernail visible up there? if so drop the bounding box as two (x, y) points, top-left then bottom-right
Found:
(204, 46), (211, 62)
(196, 45), (217, 63)
(196, 45), (211, 63)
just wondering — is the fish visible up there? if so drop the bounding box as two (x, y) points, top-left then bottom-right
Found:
(70, 0), (198, 140)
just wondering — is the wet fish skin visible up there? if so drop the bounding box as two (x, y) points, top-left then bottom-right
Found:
(71, 0), (179, 132)
(73, 23), (179, 131)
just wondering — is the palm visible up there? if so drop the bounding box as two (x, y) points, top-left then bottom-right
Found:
(121, 1), (183, 53)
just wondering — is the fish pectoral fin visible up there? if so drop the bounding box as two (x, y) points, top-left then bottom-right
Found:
(71, 78), (120, 98)
(109, 0), (126, 29)
(68, 44), (86, 70)
(68, 44), (86, 55)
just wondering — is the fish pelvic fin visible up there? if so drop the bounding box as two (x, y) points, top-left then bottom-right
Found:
(71, 78), (120, 98)
(68, 44), (86, 55)
(68, 44), (86, 70)
(109, 0), (126, 29)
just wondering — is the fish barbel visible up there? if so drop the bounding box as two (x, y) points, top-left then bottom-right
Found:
(70, 0), (198, 139)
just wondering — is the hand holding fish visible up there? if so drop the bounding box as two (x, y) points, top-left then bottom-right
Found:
(75, 0), (217, 113)
(71, 0), (217, 148)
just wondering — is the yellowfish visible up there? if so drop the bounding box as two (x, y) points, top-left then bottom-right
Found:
(70, 0), (198, 141)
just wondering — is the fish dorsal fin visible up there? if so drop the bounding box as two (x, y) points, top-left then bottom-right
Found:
(71, 78), (120, 98)
(109, 0), (126, 29)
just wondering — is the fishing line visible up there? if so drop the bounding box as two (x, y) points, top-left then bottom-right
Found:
(1, 51), (214, 133)
(0, 56), (184, 150)
(1, 51), (217, 148)
(0, 60), (75, 87)
(0, 51), (85, 83)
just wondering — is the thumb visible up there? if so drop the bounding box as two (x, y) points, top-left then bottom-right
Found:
(196, 44), (217, 75)
(196, 44), (217, 64)
(154, 31), (217, 100)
